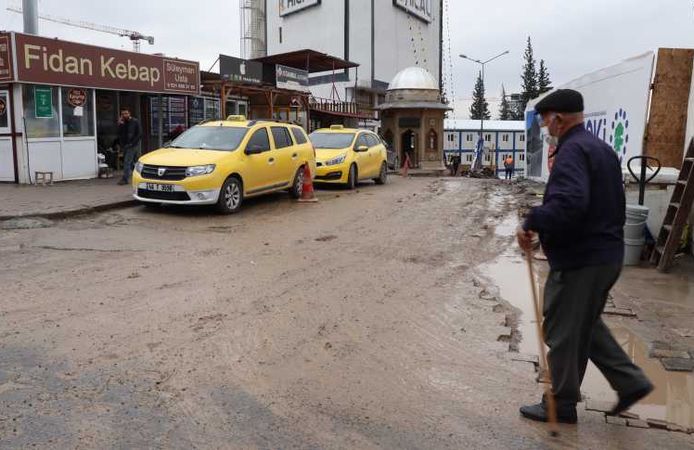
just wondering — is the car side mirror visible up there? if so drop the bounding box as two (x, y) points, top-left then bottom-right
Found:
(355, 145), (369, 152)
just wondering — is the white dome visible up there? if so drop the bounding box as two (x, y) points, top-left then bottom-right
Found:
(388, 67), (438, 91)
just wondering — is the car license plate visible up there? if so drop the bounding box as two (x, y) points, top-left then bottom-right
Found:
(145, 183), (174, 192)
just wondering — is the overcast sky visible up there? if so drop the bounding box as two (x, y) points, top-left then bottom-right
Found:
(2, 0), (694, 118)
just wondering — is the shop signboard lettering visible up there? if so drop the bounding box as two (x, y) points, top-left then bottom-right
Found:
(276, 64), (309, 92)
(67, 88), (87, 107)
(219, 54), (263, 85)
(279, 0), (321, 17)
(393, 0), (433, 23)
(14, 32), (199, 95)
(0, 33), (13, 82)
(34, 86), (53, 118)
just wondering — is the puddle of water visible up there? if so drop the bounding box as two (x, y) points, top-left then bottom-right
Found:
(485, 216), (694, 429)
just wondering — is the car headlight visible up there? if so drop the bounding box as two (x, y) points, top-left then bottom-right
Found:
(185, 164), (216, 177)
(324, 155), (346, 166)
(134, 161), (143, 173)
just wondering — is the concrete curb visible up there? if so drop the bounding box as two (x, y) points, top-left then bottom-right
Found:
(0, 199), (138, 222)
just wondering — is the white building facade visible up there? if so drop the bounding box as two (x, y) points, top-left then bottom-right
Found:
(444, 119), (526, 177)
(266, 1), (443, 111)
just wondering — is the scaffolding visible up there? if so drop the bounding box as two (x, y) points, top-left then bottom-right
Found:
(240, 0), (267, 59)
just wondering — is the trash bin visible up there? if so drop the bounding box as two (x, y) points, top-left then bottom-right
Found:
(624, 204), (649, 265)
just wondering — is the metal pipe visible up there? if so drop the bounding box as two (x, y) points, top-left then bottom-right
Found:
(22, 0), (39, 34)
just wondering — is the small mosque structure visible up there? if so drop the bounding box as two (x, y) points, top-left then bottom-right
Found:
(378, 66), (451, 173)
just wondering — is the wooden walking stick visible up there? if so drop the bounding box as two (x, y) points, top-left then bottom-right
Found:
(526, 251), (560, 437)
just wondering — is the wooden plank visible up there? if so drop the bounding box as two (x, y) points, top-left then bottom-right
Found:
(644, 49), (694, 168)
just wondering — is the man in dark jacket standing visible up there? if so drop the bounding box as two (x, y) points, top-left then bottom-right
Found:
(517, 89), (652, 424)
(117, 107), (142, 185)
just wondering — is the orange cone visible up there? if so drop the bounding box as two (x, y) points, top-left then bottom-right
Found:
(298, 164), (318, 203)
(401, 153), (411, 177)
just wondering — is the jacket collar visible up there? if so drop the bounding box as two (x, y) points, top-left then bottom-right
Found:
(558, 123), (585, 147)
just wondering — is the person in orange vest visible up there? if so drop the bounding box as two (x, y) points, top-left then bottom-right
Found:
(503, 154), (515, 180)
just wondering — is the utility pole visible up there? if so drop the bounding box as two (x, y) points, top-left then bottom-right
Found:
(460, 50), (510, 172)
(22, 0), (38, 34)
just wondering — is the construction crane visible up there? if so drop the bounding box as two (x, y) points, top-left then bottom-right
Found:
(7, 5), (155, 52)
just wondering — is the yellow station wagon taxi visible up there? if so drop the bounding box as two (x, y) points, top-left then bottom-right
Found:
(310, 126), (388, 189)
(132, 117), (316, 213)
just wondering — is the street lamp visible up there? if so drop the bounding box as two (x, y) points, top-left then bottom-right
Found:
(459, 51), (509, 171)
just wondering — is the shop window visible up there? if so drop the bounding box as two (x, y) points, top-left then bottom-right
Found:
(0, 91), (9, 130)
(271, 126), (293, 149)
(61, 88), (94, 137)
(23, 85), (60, 138)
(204, 98), (220, 120)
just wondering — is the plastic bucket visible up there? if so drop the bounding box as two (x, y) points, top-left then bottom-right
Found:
(624, 220), (647, 240)
(624, 237), (645, 266)
(625, 204), (649, 224)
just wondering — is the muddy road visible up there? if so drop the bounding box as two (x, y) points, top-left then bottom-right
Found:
(1, 177), (691, 449)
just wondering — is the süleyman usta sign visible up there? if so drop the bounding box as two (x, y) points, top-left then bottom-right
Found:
(11, 32), (199, 95)
(393, 0), (433, 23)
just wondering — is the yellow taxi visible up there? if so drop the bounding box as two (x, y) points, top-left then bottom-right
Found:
(132, 116), (316, 213)
(309, 125), (388, 189)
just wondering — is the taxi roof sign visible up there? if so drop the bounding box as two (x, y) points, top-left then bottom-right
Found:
(330, 124), (344, 130)
(226, 115), (247, 121)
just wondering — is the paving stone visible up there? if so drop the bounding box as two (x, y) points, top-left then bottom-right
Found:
(666, 423), (687, 433)
(660, 358), (694, 372)
(626, 419), (650, 429)
(648, 348), (691, 359)
(646, 418), (669, 430)
(618, 411), (639, 420)
(605, 415), (627, 426)
(585, 400), (613, 413)
(603, 307), (636, 317)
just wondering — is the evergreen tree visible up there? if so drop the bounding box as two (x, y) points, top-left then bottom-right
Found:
(538, 59), (552, 94)
(517, 36), (538, 118)
(469, 71), (491, 120)
(499, 85), (512, 120)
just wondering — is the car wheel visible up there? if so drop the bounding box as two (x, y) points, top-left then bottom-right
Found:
(346, 164), (357, 190)
(290, 166), (305, 199)
(216, 176), (243, 214)
(375, 162), (387, 185)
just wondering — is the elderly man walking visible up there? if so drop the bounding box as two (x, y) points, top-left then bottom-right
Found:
(516, 89), (653, 424)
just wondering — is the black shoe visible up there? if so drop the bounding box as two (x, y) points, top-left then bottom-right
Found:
(520, 402), (578, 424)
(609, 383), (654, 416)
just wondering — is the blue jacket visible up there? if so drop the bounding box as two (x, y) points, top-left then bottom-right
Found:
(523, 124), (625, 271)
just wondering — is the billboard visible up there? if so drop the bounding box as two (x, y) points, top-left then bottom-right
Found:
(279, 0), (321, 17)
(219, 55), (263, 85)
(276, 64), (309, 91)
(526, 52), (655, 182)
(393, 0), (433, 23)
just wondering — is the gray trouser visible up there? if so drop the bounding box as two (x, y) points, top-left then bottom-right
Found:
(121, 146), (139, 183)
(543, 264), (651, 408)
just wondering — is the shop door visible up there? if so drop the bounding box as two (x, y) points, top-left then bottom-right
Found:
(0, 90), (15, 181)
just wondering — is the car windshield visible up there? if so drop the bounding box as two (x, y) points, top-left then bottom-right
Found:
(309, 132), (356, 149)
(168, 126), (248, 151)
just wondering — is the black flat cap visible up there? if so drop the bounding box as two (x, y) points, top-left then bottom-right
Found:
(534, 89), (584, 114)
